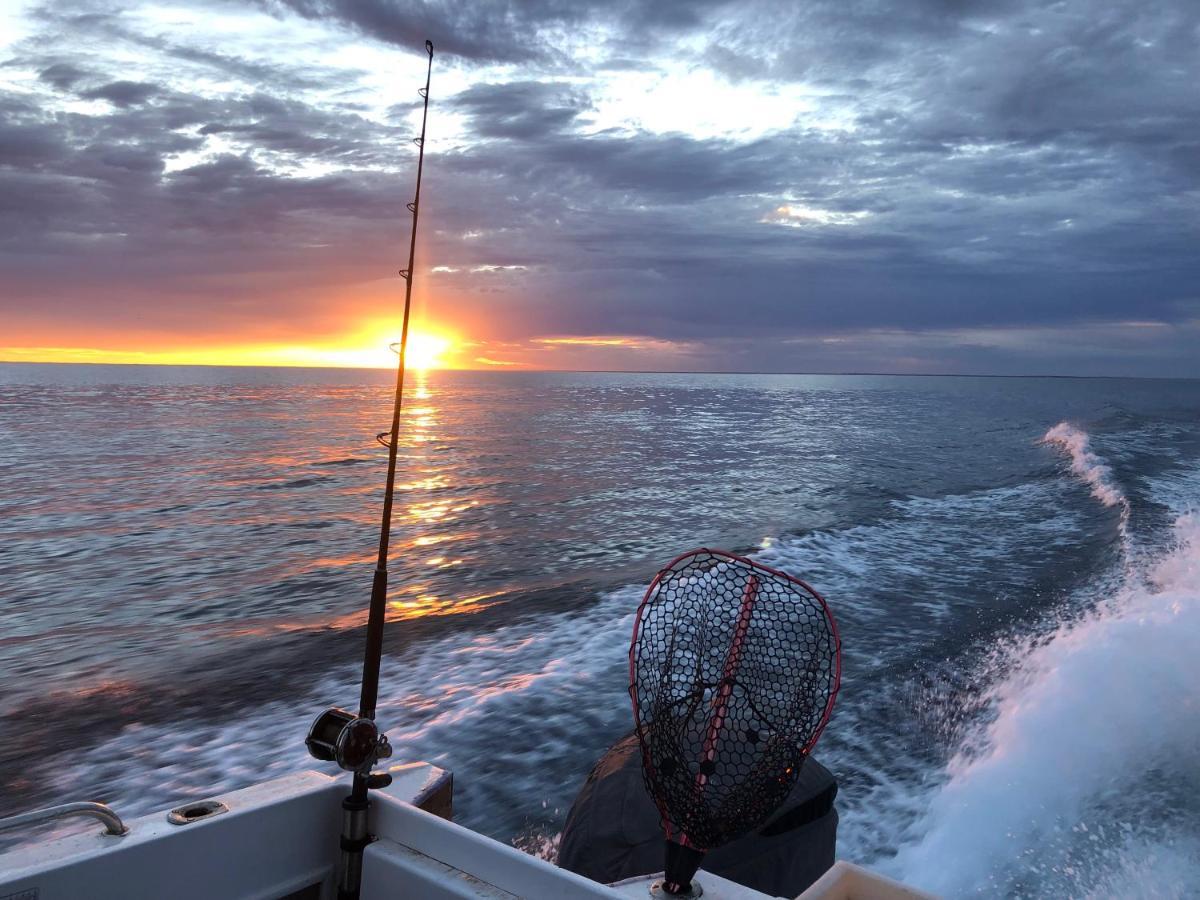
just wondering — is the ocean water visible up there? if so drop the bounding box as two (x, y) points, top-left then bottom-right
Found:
(2, 363), (1199, 897)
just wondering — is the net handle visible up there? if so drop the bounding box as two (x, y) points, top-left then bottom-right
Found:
(694, 574), (759, 794)
(670, 572), (760, 859)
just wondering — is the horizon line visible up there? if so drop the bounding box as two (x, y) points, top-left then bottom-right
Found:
(1, 359), (1196, 381)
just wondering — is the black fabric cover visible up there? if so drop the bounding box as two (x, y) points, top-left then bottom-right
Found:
(557, 732), (837, 896)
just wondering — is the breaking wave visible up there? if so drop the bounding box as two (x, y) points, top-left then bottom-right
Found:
(1042, 423), (1132, 559)
(886, 430), (1200, 897)
(1042, 422), (1128, 512)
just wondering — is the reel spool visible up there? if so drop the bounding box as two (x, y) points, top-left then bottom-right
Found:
(306, 708), (393, 774)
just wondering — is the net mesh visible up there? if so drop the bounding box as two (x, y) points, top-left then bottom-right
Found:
(629, 549), (840, 851)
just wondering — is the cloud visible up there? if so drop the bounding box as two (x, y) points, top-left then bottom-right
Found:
(1, 0), (1198, 374)
(257, 0), (586, 64)
(448, 80), (591, 139)
(258, 0), (737, 64)
(82, 80), (158, 107)
(38, 62), (88, 90)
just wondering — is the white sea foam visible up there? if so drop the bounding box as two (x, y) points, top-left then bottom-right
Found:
(1078, 835), (1200, 899)
(1145, 464), (1200, 518)
(48, 585), (646, 830)
(760, 479), (1085, 626)
(1043, 421), (1130, 514)
(884, 439), (1200, 896)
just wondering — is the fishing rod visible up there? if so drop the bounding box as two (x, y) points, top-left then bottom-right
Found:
(304, 38), (435, 900)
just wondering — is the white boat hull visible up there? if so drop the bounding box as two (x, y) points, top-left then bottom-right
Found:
(0, 764), (932, 899)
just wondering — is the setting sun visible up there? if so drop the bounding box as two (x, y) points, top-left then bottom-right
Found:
(268, 325), (460, 370)
(402, 332), (452, 370)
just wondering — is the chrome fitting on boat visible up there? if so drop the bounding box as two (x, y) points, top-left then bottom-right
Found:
(0, 801), (128, 838)
(651, 880), (703, 898)
(166, 799), (229, 826)
(305, 707), (392, 774)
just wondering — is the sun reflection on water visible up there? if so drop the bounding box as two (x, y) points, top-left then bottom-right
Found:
(385, 590), (504, 620)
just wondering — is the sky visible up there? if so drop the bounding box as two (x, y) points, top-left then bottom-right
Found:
(0, 0), (1197, 375)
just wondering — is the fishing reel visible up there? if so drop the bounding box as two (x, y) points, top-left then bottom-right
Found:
(305, 708), (393, 775)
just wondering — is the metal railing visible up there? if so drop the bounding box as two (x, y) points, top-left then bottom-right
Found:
(0, 801), (128, 837)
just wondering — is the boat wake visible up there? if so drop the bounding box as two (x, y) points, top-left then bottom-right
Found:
(883, 425), (1200, 897)
(18, 417), (1200, 899)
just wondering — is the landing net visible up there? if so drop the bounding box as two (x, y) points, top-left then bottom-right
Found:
(629, 549), (841, 853)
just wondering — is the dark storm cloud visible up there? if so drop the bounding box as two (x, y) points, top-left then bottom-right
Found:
(38, 63), (88, 90)
(82, 80), (158, 107)
(258, 0), (581, 63)
(22, 0), (357, 94)
(448, 81), (591, 139)
(0, 115), (66, 168)
(2, 0), (1198, 373)
(258, 0), (737, 63)
(192, 93), (393, 160)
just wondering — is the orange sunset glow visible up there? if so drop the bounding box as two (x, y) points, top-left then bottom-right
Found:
(0, 328), (461, 370)
(0, 325), (710, 372)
